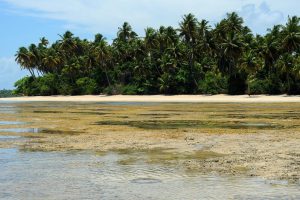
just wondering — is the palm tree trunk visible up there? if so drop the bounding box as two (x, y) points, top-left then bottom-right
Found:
(247, 77), (251, 96)
(287, 73), (291, 94)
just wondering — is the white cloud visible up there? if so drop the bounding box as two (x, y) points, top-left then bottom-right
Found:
(2, 0), (299, 36)
(240, 2), (285, 34)
(0, 57), (28, 89)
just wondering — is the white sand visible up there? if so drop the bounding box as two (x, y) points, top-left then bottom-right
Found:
(1, 94), (300, 102)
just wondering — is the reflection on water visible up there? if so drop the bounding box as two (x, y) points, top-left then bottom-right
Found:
(0, 136), (20, 140)
(0, 148), (299, 200)
(0, 128), (40, 133)
(0, 121), (26, 125)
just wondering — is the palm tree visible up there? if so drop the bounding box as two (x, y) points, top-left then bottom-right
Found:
(219, 31), (244, 74)
(42, 49), (62, 73)
(93, 34), (112, 86)
(15, 47), (36, 77)
(179, 13), (198, 88)
(117, 22), (137, 42)
(281, 16), (300, 53)
(58, 31), (77, 57)
(276, 53), (295, 94)
(240, 51), (260, 95)
(258, 26), (281, 76)
(179, 13), (198, 44)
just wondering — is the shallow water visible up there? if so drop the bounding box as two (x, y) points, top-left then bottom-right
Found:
(0, 102), (300, 199)
(0, 121), (26, 125)
(0, 128), (40, 133)
(0, 135), (20, 140)
(0, 148), (299, 200)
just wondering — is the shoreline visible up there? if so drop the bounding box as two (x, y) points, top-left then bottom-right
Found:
(1, 94), (300, 103)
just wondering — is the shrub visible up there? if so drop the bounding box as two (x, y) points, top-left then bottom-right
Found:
(14, 76), (39, 96)
(0, 89), (17, 97)
(249, 76), (284, 95)
(249, 79), (269, 94)
(76, 77), (99, 95)
(198, 72), (228, 94)
(121, 85), (139, 95)
(38, 74), (58, 95)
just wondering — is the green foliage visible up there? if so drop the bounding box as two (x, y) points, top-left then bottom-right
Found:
(38, 74), (58, 95)
(103, 85), (123, 95)
(249, 76), (284, 95)
(14, 76), (38, 96)
(14, 14), (300, 96)
(121, 85), (139, 95)
(0, 89), (17, 98)
(76, 77), (99, 95)
(198, 72), (228, 94)
(249, 79), (270, 94)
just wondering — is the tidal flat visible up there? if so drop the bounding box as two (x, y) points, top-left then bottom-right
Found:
(0, 102), (299, 199)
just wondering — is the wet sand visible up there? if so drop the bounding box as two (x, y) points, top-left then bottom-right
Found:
(2, 94), (300, 103)
(0, 102), (299, 183)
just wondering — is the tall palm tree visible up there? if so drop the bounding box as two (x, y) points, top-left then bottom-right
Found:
(117, 22), (137, 42)
(258, 26), (281, 76)
(276, 53), (295, 94)
(58, 31), (77, 57)
(93, 34), (112, 86)
(219, 31), (244, 74)
(179, 14), (198, 88)
(281, 16), (300, 53)
(240, 51), (260, 95)
(15, 47), (36, 77)
(42, 49), (62, 73)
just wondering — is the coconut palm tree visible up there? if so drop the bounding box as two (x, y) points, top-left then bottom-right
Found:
(240, 51), (260, 95)
(15, 47), (36, 77)
(179, 14), (198, 88)
(93, 34), (112, 86)
(117, 22), (137, 42)
(281, 16), (300, 53)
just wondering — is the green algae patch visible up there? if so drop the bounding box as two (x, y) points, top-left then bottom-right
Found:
(93, 120), (282, 130)
(40, 129), (82, 135)
(109, 148), (224, 166)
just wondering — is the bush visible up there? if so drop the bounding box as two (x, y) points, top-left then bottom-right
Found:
(102, 84), (139, 95)
(0, 89), (17, 97)
(249, 79), (269, 94)
(249, 76), (284, 95)
(76, 77), (99, 95)
(198, 72), (228, 94)
(38, 74), (58, 95)
(121, 85), (139, 95)
(103, 85), (123, 95)
(14, 76), (39, 96)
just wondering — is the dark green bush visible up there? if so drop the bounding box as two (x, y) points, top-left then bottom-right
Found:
(76, 77), (99, 95)
(249, 76), (284, 95)
(198, 72), (228, 94)
(0, 89), (17, 97)
(121, 85), (139, 95)
(14, 76), (40, 96)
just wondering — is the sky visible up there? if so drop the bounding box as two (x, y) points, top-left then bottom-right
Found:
(0, 0), (299, 89)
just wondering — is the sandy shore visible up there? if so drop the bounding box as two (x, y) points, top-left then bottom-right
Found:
(2, 94), (300, 102)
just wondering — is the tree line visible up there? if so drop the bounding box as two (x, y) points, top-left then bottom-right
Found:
(0, 90), (17, 98)
(14, 13), (300, 96)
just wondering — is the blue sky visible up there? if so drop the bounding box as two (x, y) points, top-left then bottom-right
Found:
(0, 0), (299, 89)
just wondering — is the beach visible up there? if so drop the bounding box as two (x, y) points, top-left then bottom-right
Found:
(2, 94), (300, 102)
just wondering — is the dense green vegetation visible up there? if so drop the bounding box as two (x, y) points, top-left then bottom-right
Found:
(14, 13), (300, 95)
(0, 89), (18, 98)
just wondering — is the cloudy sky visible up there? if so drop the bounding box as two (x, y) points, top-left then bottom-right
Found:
(0, 0), (299, 89)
